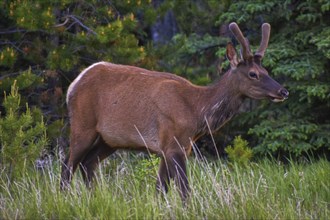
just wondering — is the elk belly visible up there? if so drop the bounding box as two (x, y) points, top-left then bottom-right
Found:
(96, 122), (162, 153)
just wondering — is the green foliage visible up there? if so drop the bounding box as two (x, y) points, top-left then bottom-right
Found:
(172, 0), (229, 35)
(0, 68), (43, 91)
(134, 154), (160, 182)
(225, 136), (253, 165)
(165, 33), (228, 84)
(0, 47), (17, 68)
(310, 27), (330, 59)
(249, 117), (320, 156)
(0, 82), (47, 178)
(2, 0), (156, 73)
(47, 45), (79, 72)
(10, 1), (55, 30)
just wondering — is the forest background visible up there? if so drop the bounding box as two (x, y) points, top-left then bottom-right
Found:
(0, 0), (329, 173)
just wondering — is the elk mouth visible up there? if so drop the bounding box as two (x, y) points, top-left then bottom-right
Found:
(269, 96), (286, 102)
(268, 88), (289, 102)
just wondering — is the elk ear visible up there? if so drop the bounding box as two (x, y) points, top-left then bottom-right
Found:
(226, 42), (239, 69)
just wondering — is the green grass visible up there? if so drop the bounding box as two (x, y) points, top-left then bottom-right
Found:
(0, 155), (329, 219)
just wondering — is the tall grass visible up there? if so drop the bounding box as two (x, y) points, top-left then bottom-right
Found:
(0, 155), (329, 219)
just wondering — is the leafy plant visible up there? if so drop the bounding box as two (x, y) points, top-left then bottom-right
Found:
(0, 81), (47, 179)
(225, 135), (253, 165)
(134, 154), (160, 182)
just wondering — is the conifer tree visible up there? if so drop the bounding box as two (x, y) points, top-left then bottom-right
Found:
(0, 81), (47, 178)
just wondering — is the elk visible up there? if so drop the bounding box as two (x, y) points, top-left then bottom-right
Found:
(61, 22), (288, 201)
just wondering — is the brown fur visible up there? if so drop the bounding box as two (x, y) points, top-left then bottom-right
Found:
(61, 23), (289, 201)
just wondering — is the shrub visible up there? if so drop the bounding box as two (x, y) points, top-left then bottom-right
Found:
(0, 81), (47, 179)
(225, 136), (253, 165)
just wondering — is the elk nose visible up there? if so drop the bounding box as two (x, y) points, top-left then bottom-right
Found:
(279, 88), (289, 99)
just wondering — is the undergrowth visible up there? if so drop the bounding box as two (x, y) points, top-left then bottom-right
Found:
(0, 155), (329, 219)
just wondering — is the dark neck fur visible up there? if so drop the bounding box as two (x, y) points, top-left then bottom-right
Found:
(197, 72), (245, 135)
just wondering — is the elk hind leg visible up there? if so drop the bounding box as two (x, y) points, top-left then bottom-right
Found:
(60, 128), (98, 190)
(79, 137), (116, 187)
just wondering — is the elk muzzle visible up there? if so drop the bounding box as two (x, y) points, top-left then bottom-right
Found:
(270, 88), (289, 102)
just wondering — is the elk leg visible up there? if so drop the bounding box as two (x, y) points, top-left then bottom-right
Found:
(163, 152), (190, 201)
(156, 157), (170, 194)
(60, 129), (98, 190)
(170, 152), (190, 201)
(79, 137), (116, 187)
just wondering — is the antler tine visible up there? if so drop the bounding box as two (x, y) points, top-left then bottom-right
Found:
(229, 22), (253, 60)
(255, 23), (271, 58)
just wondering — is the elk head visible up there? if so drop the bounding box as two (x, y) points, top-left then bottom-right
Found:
(226, 22), (289, 102)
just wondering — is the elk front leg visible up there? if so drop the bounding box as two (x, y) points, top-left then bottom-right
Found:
(161, 151), (190, 201)
(156, 157), (170, 195)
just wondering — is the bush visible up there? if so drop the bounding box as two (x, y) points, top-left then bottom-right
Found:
(0, 81), (47, 179)
(225, 136), (253, 165)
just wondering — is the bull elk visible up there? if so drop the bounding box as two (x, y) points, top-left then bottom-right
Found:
(61, 22), (289, 201)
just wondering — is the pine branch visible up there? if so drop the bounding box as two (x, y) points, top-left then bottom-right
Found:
(58, 15), (97, 35)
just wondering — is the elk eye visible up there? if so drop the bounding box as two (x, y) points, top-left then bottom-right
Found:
(249, 72), (258, 79)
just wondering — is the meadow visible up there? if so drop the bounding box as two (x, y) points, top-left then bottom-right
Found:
(0, 154), (329, 219)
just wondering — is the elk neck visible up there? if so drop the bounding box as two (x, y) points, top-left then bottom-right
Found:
(196, 70), (245, 135)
